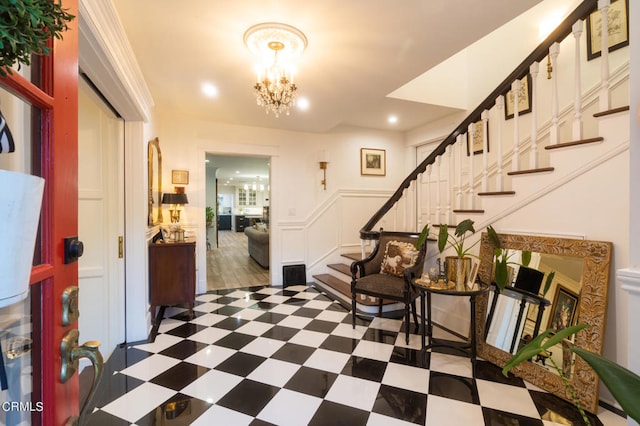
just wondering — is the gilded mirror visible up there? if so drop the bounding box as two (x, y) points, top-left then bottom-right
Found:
(476, 232), (612, 413)
(147, 137), (163, 226)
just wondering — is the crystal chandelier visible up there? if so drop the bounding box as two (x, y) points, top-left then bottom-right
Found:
(244, 23), (307, 118)
(254, 41), (297, 117)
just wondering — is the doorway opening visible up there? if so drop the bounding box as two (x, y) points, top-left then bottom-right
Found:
(205, 153), (270, 291)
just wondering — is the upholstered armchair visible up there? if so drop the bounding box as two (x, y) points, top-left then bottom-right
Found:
(350, 230), (427, 344)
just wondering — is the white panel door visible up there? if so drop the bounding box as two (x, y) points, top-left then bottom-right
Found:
(78, 78), (125, 365)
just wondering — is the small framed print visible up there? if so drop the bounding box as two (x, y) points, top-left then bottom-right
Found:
(548, 285), (579, 333)
(172, 170), (189, 185)
(467, 119), (489, 156)
(504, 74), (532, 120)
(360, 148), (386, 176)
(586, 0), (629, 61)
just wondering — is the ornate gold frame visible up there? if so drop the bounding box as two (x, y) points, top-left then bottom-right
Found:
(147, 137), (163, 226)
(476, 232), (612, 413)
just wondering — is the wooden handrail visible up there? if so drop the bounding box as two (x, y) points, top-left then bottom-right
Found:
(360, 0), (598, 239)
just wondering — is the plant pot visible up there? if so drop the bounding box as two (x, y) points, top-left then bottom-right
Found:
(445, 256), (471, 291)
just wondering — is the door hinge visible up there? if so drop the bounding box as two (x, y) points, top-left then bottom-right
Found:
(118, 236), (124, 258)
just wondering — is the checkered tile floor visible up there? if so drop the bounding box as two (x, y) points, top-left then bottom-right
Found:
(84, 285), (625, 425)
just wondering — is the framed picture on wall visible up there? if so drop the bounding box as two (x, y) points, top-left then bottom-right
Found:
(360, 148), (386, 176)
(172, 169), (189, 185)
(504, 74), (532, 120)
(467, 119), (489, 156)
(548, 285), (579, 333)
(586, 0), (629, 61)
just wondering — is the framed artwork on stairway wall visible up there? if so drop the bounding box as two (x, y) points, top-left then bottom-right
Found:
(504, 74), (532, 120)
(360, 148), (386, 176)
(467, 119), (489, 156)
(586, 0), (629, 61)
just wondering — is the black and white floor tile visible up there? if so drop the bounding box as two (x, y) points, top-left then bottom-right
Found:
(84, 285), (626, 425)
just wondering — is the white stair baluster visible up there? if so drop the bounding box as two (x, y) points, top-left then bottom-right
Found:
(529, 63), (539, 169)
(496, 95), (505, 191)
(435, 155), (442, 225)
(572, 20), (584, 140)
(512, 79), (521, 171)
(425, 164), (432, 225)
(550, 42), (561, 145)
(457, 135), (464, 210)
(598, 0), (611, 111)
(446, 145), (453, 224)
(481, 110), (489, 192)
(467, 125), (475, 210)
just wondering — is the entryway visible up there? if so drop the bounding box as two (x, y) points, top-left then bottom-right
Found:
(205, 154), (270, 291)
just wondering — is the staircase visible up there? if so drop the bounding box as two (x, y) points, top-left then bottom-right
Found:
(312, 0), (630, 316)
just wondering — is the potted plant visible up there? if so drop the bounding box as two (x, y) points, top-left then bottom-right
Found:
(205, 206), (215, 228)
(0, 0), (75, 76)
(437, 219), (479, 290)
(503, 323), (640, 425)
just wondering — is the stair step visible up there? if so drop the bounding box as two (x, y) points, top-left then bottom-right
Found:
(593, 105), (629, 118)
(342, 252), (368, 261)
(478, 190), (516, 196)
(508, 166), (554, 176)
(545, 137), (604, 151)
(313, 274), (397, 307)
(453, 209), (485, 214)
(328, 263), (351, 276)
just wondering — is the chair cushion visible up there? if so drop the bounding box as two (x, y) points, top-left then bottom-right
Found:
(380, 240), (419, 277)
(355, 273), (407, 299)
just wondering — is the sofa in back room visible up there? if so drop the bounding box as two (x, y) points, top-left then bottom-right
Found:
(244, 225), (269, 268)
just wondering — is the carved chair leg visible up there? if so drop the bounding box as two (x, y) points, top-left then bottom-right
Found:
(378, 298), (383, 317)
(411, 300), (419, 333)
(352, 293), (357, 329)
(404, 303), (410, 344)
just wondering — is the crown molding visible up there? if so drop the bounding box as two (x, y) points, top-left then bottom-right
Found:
(79, 0), (154, 121)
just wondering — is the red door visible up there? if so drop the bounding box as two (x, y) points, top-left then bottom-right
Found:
(0, 1), (80, 424)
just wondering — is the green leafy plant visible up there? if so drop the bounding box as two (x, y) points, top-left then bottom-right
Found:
(416, 224), (430, 250)
(437, 219), (478, 258)
(205, 206), (215, 226)
(0, 0), (75, 76)
(503, 323), (640, 425)
(487, 225), (554, 293)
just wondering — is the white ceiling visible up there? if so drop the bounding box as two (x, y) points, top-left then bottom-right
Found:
(111, 0), (543, 135)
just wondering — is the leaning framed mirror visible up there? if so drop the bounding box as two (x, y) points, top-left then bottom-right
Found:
(475, 232), (612, 413)
(147, 137), (163, 226)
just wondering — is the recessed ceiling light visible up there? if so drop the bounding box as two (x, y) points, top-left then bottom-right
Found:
(388, 115), (398, 124)
(297, 97), (310, 111)
(205, 159), (210, 163)
(235, 171), (240, 174)
(202, 82), (218, 98)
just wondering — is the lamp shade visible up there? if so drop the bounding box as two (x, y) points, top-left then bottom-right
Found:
(162, 193), (188, 205)
(0, 170), (45, 308)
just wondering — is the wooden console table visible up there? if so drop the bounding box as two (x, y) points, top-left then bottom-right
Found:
(149, 239), (196, 323)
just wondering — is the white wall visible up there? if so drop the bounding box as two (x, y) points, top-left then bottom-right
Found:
(152, 113), (407, 292)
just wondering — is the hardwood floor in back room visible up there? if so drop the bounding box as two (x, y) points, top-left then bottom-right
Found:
(207, 230), (270, 291)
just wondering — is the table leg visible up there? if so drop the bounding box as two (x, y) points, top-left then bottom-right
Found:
(420, 289), (426, 349)
(426, 291), (433, 347)
(470, 295), (477, 376)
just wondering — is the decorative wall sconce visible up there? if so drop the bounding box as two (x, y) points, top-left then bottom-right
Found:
(319, 161), (328, 190)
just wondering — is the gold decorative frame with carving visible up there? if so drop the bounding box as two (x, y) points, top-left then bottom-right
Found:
(147, 137), (163, 226)
(476, 232), (612, 413)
